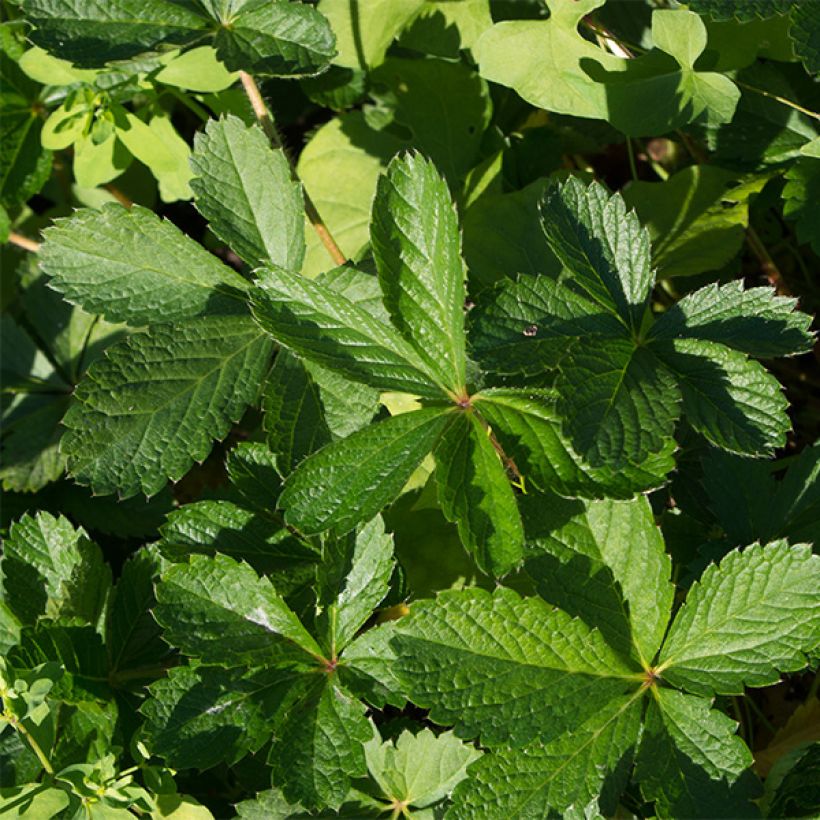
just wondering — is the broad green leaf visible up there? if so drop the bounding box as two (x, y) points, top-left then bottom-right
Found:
(262, 351), (332, 474)
(475, 388), (676, 499)
(557, 338), (680, 468)
(17, 46), (99, 85)
(540, 177), (652, 331)
(635, 689), (760, 819)
(155, 553), (322, 665)
(398, 0), (493, 57)
(316, 516), (395, 655)
(106, 548), (169, 683)
(23, 0), (208, 66)
(783, 158), (820, 256)
(0, 602), (21, 654)
(658, 541), (820, 695)
(656, 337), (790, 455)
(250, 267), (444, 397)
(622, 168), (768, 279)
(297, 113), (405, 276)
(371, 152), (467, 393)
(469, 273), (624, 375)
(155, 46), (237, 92)
(191, 115), (305, 270)
(789, 3), (820, 74)
(268, 676), (373, 810)
(393, 587), (640, 748)
(462, 180), (562, 289)
(433, 410), (524, 577)
(317, 0), (424, 69)
(72, 132), (132, 190)
(61, 315), (273, 498)
(685, 0), (792, 23)
(225, 441), (283, 511)
(448, 693), (642, 819)
(40, 204), (247, 326)
(524, 494), (673, 666)
(369, 58), (491, 183)
(41, 98), (90, 151)
(278, 407), (452, 535)
(364, 727), (481, 809)
(1, 512), (110, 629)
(0, 784), (70, 818)
(770, 442), (820, 545)
(113, 110), (193, 202)
(304, 358), (379, 439)
(341, 621), (405, 709)
(0, 53), (52, 208)
(651, 281), (814, 357)
(234, 789), (304, 819)
(212, 0), (336, 77)
(142, 664), (287, 768)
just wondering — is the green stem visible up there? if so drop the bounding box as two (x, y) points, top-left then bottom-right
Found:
(6, 716), (54, 775)
(163, 87), (210, 123)
(626, 137), (638, 181)
(736, 81), (820, 123)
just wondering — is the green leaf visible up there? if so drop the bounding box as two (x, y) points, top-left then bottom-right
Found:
(23, 0), (209, 66)
(341, 621), (405, 709)
(655, 337), (790, 455)
(262, 351), (333, 474)
(212, 0), (336, 77)
(364, 727), (481, 809)
(1, 512), (110, 629)
(155, 553), (323, 665)
(524, 495), (673, 667)
(0, 784), (70, 818)
(475, 388), (675, 499)
(278, 407), (452, 535)
(297, 112), (405, 276)
(393, 587), (640, 748)
(556, 338), (680, 468)
(651, 281), (815, 357)
(539, 177), (652, 331)
(191, 115), (305, 271)
(448, 693), (642, 819)
(685, 0), (792, 23)
(622, 168), (768, 279)
(61, 315), (273, 498)
(155, 45), (237, 92)
(371, 152), (467, 393)
(72, 132), (132, 190)
(141, 664), (286, 769)
(315, 516), (395, 655)
(658, 541), (820, 695)
(268, 676), (373, 810)
(250, 267), (443, 397)
(40, 204), (248, 326)
(783, 158), (820, 256)
(303, 358), (379, 439)
(433, 410), (524, 577)
(634, 689), (761, 819)
(225, 441), (283, 512)
(789, 2), (820, 74)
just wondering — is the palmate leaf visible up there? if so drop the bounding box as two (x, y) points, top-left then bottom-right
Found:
(371, 152), (467, 393)
(60, 314), (273, 498)
(278, 407), (452, 535)
(191, 115), (305, 271)
(448, 693), (643, 819)
(40, 204), (248, 326)
(433, 410), (524, 577)
(392, 587), (639, 748)
(658, 541), (820, 695)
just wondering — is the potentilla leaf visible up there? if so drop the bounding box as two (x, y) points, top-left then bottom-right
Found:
(656, 337), (790, 455)
(224, 441), (284, 513)
(141, 664), (292, 769)
(278, 407), (453, 535)
(658, 541), (820, 696)
(433, 409), (524, 577)
(524, 494), (673, 667)
(60, 315), (272, 498)
(556, 337), (680, 468)
(448, 693), (643, 819)
(250, 267), (445, 398)
(40, 204), (248, 326)
(22, 0), (209, 66)
(634, 689), (761, 819)
(651, 280), (815, 357)
(154, 553), (323, 665)
(371, 152), (467, 393)
(539, 177), (653, 331)
(475, 388), (676, 499)
(191, 116), (305, 271)
(392, 587), (640, 748)
(267, 676), (373, 810)
(211, 0), (336, 77)
(1, 512), (110, 630)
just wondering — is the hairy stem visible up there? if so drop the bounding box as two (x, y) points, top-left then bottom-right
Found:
(238, 71), (347, 267)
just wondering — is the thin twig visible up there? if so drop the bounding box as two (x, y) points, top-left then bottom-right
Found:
(747, 225), (789, 295)
(8, 232), (40, 253)
(238, 71), (347, 267)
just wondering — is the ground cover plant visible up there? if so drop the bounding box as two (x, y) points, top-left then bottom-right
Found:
(2, 0), (820, 817)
